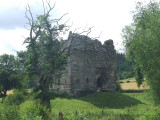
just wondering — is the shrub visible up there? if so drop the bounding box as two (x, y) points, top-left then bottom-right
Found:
(141, 110), (160, 120)
(62, 111), (135, 120)
(28, 88), (71, 100)
(119, 81), (124, 83)
(0, 105), (20, 120)
(4, 90), (25, 105)
(27, 89), (42, 100)
(116, 82), (122, 92)
(116, 113), (134, 120)
(20, 100), (51, 120)
(49, 91), (71, 99)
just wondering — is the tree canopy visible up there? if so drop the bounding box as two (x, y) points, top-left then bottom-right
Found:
(122, 1), (160, 103)
(116, 53), (134, 80)
(24, 2), (69, 109)
(0, 54), (23, 97)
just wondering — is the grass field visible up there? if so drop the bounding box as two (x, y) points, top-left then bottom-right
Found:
(17, 91), (157, 120)
(1, 78), (159, 120)
(119, 78), (149, 90)
(46, 78), (156, 119)
(2, 91), (159, 120)
(6, 90), (13, 95)
(48, 91), (159, 119)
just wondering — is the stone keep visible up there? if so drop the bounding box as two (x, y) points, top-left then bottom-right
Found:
(50, 32), (117, 96)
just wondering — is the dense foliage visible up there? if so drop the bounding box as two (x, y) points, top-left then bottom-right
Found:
(0, 92), (160, 120)
(122, 1), (160, 103)
(117, 53), (134, 80)
(0, 54), (25, 98)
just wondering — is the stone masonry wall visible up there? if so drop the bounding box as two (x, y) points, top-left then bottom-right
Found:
(50, 32), (117, 96)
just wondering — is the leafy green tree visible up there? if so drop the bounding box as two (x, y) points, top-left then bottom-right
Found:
(0, 54), (22, 97)
(24, 3), (68, 109)
(116, 53), (134, 80)
(122, 1), (160, 103)
(16, 51), (34, 88)
(16, 51), (29, 71)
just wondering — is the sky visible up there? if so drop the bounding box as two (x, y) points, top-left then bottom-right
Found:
(0, 0), (150, 55)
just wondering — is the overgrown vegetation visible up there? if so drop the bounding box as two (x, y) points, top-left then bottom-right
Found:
(0, 91), (160, 120)
(122, 0), (160, 103)
(117, 53), (134, 80)
(0, 54), (26, 98)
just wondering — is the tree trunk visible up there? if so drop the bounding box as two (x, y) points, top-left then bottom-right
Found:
(40, 75), (51, 110)
(1, 90), (7, 103)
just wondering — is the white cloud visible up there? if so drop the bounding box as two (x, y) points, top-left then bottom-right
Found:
(0, 29), (28, 55)
(55, 0), (137, 51)
(0, 0), (151, 55)
(55, 0), (151, 51)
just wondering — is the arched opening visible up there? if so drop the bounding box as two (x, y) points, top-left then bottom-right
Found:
(86, 78), (89, 83)
(97, 76), (103, 89)
(86, 58), (89, 64)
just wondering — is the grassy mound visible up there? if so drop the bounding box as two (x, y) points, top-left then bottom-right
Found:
(50, 92), (160, 119)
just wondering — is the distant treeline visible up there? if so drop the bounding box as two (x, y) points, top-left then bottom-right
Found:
(117, 53), (134, 80)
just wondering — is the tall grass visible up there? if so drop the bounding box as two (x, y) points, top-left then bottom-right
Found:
(50, 92), (160, 119)
(0, 91), (160, 119)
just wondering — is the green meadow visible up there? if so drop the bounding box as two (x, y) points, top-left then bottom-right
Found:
(6, 91), (156, 120)
(1, 78), (160, 120)
(49, 92), (160, 119)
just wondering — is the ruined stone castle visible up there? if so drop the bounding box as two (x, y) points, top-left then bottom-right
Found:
(50, 32), (117, 96)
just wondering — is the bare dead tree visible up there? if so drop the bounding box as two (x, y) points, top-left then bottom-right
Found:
(24, 1), (71, 110)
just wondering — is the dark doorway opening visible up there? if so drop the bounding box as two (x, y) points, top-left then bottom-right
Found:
(97, 76), (103, 89)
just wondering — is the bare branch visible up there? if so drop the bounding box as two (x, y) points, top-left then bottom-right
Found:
(73, 26), (83, 33)
(53, 13), (68, 25)
(25, 7), (32, 26)
(42, 0), (46, 14)
(61, 26), (94, 55)
(78, 26), (94, 35)
(93, 31), (103, 39)
(21, 35), (26, 40)
(24, 25), (30, 30)
(25, 4), (35, 41)
(46, 1), (56, 15)
(30, 24), (33, 40)
(47, 0), (56, 11)
(27, 4), (34, 23)
(34, 27), (41, 40)
(67, 21), (73, 28)
(83, 24), (88, 31)
(86, 27), (93, 36)
(64, 18), (70, 25)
